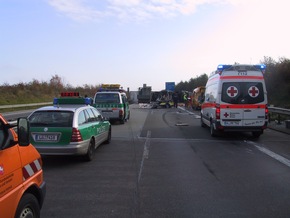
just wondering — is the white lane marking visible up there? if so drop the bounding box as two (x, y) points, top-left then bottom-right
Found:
(138, 130), (151, 183)
(178, 106), (201, 118)
(248, 141), (290, 168)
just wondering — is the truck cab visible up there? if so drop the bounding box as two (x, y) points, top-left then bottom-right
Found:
(0, 114), (46, 218)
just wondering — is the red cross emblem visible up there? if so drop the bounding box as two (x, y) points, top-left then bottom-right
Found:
(227, 86), (238, 97)
(248, 86), (259, 97)
(224, 112), (229, 118)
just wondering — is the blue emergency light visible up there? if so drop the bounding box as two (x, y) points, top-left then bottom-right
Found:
(53, 98), (58, 105)
(217, 65), (232, 71)
(53, 97), (92, 105)
(254, 64), (266, 71)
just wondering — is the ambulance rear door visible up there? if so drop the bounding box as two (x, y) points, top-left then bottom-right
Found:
(220, 81), (266, 127)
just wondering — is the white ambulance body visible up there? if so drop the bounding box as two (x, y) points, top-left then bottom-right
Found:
(201, 64), (268, 137)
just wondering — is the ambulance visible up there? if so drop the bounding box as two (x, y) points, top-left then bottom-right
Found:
(201, 64), (268, 137)
(0, 114), (46, 218)
(93, 84), (130, 124)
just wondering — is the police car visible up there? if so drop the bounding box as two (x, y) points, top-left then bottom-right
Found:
(201, 64), (268, 137)
(28, 92), (111, 161)
(93, 84), (130, 124)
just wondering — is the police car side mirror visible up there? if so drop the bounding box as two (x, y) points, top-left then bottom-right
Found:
(17, 118), (30, 146)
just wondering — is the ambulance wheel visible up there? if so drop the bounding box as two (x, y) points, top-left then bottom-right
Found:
(15, 193), (40, 218)
(252, 131), (262, 138)
(84, 139), (94, 161)
(200, 117), (206, 127)
(210, 122), (217, 137)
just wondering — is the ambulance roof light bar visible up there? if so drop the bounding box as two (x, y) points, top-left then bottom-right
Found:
(216, 64), (266, 74)
(217, 64), (232, 71)
(216, 65), (232, 75)
(254, 64), (266, 72)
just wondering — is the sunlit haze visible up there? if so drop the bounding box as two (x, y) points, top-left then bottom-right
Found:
(1, 0), (289, 91)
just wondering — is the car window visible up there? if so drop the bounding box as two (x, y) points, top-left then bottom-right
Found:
(205, 83), (218, 103)
(86, 108), (97, 122)
(94, 93), (120, 103)
(91, 108), (102, 121)
(222, 82), (264, 104)
(29, 111), (73, 127)
(0, 122), (4, 147)
(78, 110), (87, 125)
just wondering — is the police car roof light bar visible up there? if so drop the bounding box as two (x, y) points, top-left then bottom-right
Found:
(61, 92), (80, 97)
(53, 97), (92, 105)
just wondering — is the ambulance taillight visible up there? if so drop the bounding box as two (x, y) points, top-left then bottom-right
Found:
(216, 104), (221, 120)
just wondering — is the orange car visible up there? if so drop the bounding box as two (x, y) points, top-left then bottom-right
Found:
(0, 114), (46, 218)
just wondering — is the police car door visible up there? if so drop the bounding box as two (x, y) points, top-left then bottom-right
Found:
(85, 108), (102, 146)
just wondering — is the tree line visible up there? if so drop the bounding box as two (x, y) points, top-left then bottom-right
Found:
(0, 75), (101, 105)
(0, 56), (289, 108)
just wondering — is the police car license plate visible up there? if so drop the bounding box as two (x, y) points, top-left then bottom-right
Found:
(35, 134), (58, 142)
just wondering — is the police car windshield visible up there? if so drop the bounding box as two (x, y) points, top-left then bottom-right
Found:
(222, 82), (264, 104)
(29, 111), (74, 127)
(94, 93), (120, 103)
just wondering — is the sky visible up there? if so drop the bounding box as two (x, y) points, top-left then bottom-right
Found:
(1, 0), (290, 91)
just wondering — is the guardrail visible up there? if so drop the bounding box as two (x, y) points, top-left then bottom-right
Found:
(268, 106), (290, 116)
(0, 102), (51, 109)
(268, 106), (290, 127)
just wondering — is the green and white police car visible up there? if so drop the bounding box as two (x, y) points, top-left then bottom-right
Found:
(28, 92), (111, 161)
(93, 84), (130, 124)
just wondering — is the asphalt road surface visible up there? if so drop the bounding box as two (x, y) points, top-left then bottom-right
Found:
(15, 104), (290, 218)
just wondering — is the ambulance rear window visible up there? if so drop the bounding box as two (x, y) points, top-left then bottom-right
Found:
(221, 82), (264, 104)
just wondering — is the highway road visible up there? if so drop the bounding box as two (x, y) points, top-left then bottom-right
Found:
(4, 105), (290, 217)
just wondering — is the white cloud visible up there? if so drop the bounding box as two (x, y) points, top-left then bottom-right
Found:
(47, 0), (240, 22)
(47, 0), (106, 21)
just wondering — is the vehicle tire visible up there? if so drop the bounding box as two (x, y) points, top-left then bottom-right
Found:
(15, 193), (40, 218)
(84, 139), (94, 161)
(200, 116), (206, 128)
(104, 127), (111, 144)
(252, 131), (262, 138)
(210, 122), (217, 137)
(120, 118), (125, 124)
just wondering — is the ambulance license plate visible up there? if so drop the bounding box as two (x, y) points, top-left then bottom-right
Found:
(223, 121), (240, 126)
